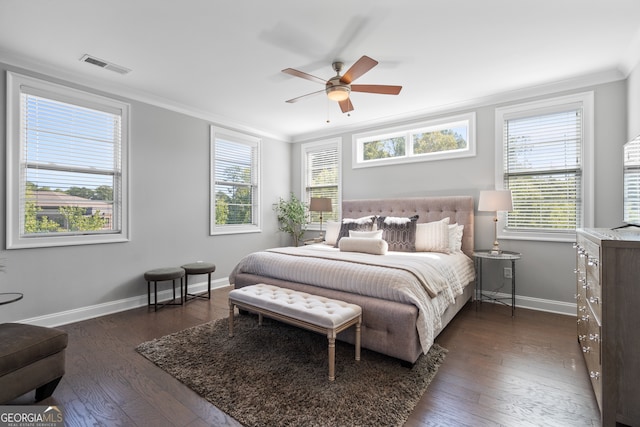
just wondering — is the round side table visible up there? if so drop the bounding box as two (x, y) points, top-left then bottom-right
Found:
(473, 250), (521, 316)
(0, 292), (24, 306)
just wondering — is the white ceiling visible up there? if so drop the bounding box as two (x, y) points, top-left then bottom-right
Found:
(2, 1), (640, 141)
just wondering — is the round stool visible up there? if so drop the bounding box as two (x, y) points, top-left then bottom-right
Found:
(181, 262), (216, 302)
(144, 267), (185, 311)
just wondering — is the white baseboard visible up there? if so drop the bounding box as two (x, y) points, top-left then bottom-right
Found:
(479, 291), (576, 316)
(18, 279), (231, 328)
(19, 282), (576, 328)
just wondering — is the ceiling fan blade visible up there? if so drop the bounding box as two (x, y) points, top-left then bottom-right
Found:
(340, 55), (378, 84)
(351, 84), (402, 95)
(285, 89), (325, 103)
(339, 98), (354, 113)
(282, 68), (327, 85)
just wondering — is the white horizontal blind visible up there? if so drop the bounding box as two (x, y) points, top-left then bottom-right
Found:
(20, 92), (122, 237)
(305, 143), (339, 223)
(214, 137), (258, 226)
(624, 136), (640, 225)
(503, 108), (582, 232)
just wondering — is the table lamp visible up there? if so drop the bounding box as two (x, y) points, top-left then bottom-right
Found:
(309, 197), (332, 238)
(478, 190), (513, 254)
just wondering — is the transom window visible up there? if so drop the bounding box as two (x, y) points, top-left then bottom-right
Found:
(495, 92), (594, 242)
(210, 126), (261, 235)
(6, 72), (129, 249)
(353, 113), (476, 168)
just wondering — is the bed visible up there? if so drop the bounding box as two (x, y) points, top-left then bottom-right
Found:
(229, 196), (476, 364)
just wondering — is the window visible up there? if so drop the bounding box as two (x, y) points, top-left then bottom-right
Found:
(210, 126), (261, 234)
(353, 113), (475, 168)
(6, 72), (129, 249)
(302, 138), (341, 227)
(495, 92), (594, 242)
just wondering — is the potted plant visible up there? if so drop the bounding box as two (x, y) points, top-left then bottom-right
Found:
(275, 193), (308, 246)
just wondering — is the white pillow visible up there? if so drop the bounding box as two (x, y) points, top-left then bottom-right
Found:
(448, 223), (464, 253)
(324, 221), (341, 246)
(349, 230), (383, 239)
(339, 237), (388, 255)
(415, 218), (450, 253)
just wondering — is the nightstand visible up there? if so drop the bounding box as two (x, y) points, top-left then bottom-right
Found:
(473, 250), (521, 316)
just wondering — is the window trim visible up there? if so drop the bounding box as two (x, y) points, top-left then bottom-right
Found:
(6, 71), (130, 249)
(301, 137), (342, 230)
(210, 126), (262, 235)
(494, 92), (594, 243)
(352, 112), (476, 168)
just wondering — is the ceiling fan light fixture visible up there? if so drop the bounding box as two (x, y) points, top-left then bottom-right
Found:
(326, 85), (350, 102)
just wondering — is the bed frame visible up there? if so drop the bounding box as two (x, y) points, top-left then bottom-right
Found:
(231, 196), (475, 363)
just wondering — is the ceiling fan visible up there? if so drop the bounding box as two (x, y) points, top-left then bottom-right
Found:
(282, 55), (402, 113)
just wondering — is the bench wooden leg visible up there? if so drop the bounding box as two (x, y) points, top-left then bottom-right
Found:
(328, 330), (336, 381)
(355, 318), (361, 362)
(228, 302), (235, 337)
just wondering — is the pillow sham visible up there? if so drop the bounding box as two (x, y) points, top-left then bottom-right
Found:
(415, 218), (450, 253)
(448, 223), (464, 253)
(376, 215), (419, 252)
(339, 237), (388, 255)
(334, 216), (375, 247)
(349, 229), (383, 239)
(324, 221), (341, 246)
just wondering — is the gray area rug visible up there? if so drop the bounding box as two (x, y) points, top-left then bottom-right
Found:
(136, 315), (447, 427)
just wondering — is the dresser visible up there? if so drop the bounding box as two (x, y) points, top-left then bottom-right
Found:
(575, 228), (640, 427)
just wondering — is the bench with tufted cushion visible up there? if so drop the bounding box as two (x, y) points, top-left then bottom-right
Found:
(228, 283), (362, 381)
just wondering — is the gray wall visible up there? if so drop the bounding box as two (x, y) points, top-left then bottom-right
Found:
(0, 63), (291, 325)
(628, 61), (640, 140)
(292, 80), (627, 314)
(1, 59), (634, 324)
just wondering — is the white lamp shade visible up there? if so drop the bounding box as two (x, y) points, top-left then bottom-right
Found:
(478, 190), (513, 212)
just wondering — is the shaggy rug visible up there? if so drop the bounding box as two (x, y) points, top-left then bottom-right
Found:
(136, 315), (447, 427)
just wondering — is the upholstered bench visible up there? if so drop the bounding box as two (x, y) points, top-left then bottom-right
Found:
(228, 283), (362, 381)
(0, 323), (68, 404)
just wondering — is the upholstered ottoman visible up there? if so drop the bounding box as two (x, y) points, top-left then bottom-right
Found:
(0, 323), (68, 404)
(228, 283), (362, 381)
(144, 267), (185, 311)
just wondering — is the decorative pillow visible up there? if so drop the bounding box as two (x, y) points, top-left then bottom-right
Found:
(324, 221), (341, 246)
(376, 215), (419, 252)
(339, 237), (388, 255)
(415, 218), (450, 253)
(334, 216), (375, 247)
(349, 230), (383, 239)
(448, 223), (464, 253)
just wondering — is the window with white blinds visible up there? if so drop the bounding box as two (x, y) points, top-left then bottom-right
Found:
(495, 92), (594, 242)
(623, 135), (640, 225)
(6, 72), (129, 249)
(210, 126), (261, 234)
(302, 138), (341, 225)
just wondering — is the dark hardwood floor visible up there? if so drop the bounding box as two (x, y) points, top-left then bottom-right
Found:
(10, 287), (600, 426)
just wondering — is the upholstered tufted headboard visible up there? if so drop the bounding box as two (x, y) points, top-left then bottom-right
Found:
(342, 196), (475, 258)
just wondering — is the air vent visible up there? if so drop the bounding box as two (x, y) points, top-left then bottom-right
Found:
(79, 54), (131, 75)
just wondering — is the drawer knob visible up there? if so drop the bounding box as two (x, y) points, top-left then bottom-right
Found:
(578, 334), (587, 342)
(589, 296), (599, 304)
(581, 315), (590, 322)
(589, 371), (600, 380)
(582, 346), (591, 353)
(589, 333), (600, 342)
